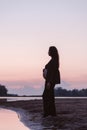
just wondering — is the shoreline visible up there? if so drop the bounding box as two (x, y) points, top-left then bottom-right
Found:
(0, 106), (43, 130)
(0, 99), (44, 130)
(0, 106), (31, 129)
(0, 99), (87, 129)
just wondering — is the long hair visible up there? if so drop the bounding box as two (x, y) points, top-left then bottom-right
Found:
(49, 46), (59, 67)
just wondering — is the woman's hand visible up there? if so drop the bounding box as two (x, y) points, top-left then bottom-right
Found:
(43, 68), (47, 79)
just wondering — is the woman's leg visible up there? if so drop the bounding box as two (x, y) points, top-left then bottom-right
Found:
(49, 84), (56, 116)
(42, 90), (49, 116)
(42, 83), (50, 117)
(42, 83), (56, 117)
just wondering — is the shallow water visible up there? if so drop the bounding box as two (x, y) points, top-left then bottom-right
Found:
(0, 96), (42, 102)
(0, 108), (30, 130)
(0, 96), (87, 102)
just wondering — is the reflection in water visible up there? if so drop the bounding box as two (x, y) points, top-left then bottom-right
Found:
(0, 96), (42, 102)
(0, 108), (30, 130)
(0, 97), (87, 102)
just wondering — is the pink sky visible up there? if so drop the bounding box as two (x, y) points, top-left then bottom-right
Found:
(0, 0), (87, 94)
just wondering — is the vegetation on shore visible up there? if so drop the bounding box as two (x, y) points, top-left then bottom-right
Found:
(0, 84), (87, 97)
(55, 87), (87, 97)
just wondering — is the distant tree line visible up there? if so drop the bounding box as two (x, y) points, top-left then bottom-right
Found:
(55, 87), (87, 97)
(0, 84), (18, 97)
(0, 84), (8, 96)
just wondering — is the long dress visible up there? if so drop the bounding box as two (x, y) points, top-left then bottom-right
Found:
(43, 58), (60, 117)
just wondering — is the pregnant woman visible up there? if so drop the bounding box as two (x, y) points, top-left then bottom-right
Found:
(43, 46), (61, 117)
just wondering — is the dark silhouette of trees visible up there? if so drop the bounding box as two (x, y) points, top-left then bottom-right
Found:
(55, 87), (87, 97)
(0, 84), (8, 96)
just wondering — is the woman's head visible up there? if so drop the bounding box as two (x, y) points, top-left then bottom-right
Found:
(48, 46), (58, 58)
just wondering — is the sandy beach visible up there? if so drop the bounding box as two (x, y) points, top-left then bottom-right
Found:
(0, 98), (87, 130)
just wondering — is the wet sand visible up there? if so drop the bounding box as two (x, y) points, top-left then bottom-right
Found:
(0, 98), (87, 130)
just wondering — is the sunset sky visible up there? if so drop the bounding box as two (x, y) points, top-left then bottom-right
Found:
(0, 0), (87, 95)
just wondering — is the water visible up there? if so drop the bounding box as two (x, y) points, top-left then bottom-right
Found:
(0, 96), (87, 102)
(0, 108), (30, 130)
(0, 96), (42, 102)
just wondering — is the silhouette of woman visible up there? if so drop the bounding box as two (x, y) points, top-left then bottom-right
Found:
(43, 46), (60, 117)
